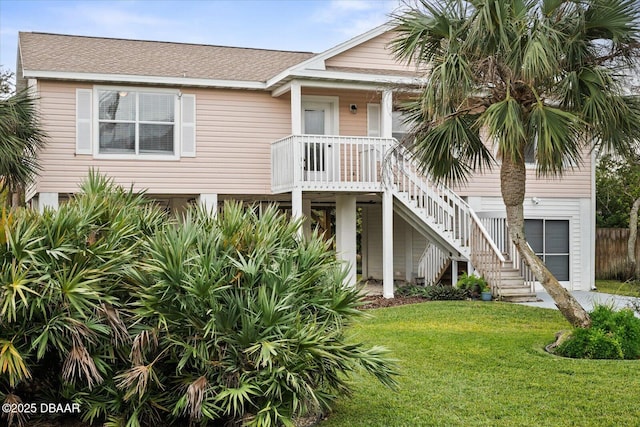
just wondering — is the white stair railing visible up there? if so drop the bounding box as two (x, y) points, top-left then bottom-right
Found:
(479, 216), (536, 294)
(417, 244), (450, 285)
(384, 145), (506, 292)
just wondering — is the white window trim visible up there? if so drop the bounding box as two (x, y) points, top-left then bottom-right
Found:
(525, 217), (572, 284)
(92, 86), (182, 161)
(301, 95), (339, 135)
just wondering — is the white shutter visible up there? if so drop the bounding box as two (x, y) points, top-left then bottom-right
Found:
(181, 94), (196, 157)
(76, 89), (92, 154)
(367, 103), (381, 137)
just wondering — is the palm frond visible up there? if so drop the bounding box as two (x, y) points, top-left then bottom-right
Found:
(482, 96), (527, 162)
(0, 88), (47, 192)
(528, 103), (585, 175)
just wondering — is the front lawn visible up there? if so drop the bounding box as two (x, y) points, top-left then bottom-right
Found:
(321, 301), (640, 427)
(595, 279), (640, 297)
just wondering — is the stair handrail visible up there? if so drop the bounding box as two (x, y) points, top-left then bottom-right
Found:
(418, 243), (450, 285)
(469, 210), (506, 264)
(383, 143), (506, 291)
(504, 225), (537, 294)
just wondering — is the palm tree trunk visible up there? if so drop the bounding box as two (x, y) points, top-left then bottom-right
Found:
(500, 154), (591, 328)
(11, 190), (20, 210)
(10, 185), (23, 210)
(628, 197), (640, 280)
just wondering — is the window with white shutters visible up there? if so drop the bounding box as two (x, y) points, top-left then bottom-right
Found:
(76, 87), (195, 159)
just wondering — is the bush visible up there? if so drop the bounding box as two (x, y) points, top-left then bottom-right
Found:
(125, 202), (398, 426)
(395, 284), (468, 300)
(554, 305), (640, 360)
(426, 284), (468, 301)
(0, 172), (167, 426)
(396, 284), (430, 298)
(555, 328), (624, 359)
(456, 273), (488, 297)
(0, 175), (398, 427)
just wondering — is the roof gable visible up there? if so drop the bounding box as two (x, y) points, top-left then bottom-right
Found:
(324, 30), (416, 75)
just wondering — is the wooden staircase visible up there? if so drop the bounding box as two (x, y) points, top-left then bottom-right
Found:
(385, 145), (537, 302)
(494, 265), (538, 302)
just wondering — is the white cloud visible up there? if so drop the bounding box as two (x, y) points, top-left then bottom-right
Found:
(312, 0), (401, 41)
(50, 3), (174, 40)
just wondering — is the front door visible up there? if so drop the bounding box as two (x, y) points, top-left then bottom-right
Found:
(302, 101), (337, 182)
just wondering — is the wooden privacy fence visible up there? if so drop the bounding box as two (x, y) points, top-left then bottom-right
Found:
(596, 228), (640, 279)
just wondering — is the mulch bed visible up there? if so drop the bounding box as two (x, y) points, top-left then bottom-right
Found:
(359, 295), (429, 309)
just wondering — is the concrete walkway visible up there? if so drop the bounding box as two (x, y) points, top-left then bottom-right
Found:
(517, 290), (638, 312)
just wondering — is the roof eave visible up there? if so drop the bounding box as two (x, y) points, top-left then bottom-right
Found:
(21, 70), (267, 90)
(269, 69), (424, 96)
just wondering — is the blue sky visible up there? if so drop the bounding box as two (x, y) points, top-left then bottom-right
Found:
(0, 0), (402, 75)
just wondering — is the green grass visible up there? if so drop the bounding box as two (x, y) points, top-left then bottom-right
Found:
(321, 301), (640, 427)
(595, 279), (640, 297)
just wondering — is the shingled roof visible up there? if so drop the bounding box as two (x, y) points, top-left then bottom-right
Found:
(18, 32), (316, 82)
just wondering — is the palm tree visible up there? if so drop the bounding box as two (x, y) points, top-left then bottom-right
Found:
(0, 88), (46, 208)
(390, 0), (640, 328)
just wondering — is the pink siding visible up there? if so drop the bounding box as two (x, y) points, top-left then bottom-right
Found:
(455, 154), (592, 198)
(35, 81), (291, 195)
(302, 88), (381, 136)
(325, 31), (417, 73)
(34, 80), (591, 200)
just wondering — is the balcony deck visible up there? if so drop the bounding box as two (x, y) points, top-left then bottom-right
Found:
(271, 135), (396, 194)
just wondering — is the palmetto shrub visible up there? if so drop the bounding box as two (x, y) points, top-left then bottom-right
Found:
(1, 173), (397, 427)
(125, 203), (397, 426)
(0, 171), (167, 426)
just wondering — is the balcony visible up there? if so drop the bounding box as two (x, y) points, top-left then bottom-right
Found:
(271, 135), (395, 193)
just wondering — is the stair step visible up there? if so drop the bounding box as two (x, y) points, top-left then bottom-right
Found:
(497, 286), (533, 294)
(499, 279), (526, 287)
(500, 294), (539, 303)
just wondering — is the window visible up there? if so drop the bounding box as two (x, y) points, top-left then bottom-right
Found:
(392, 110), (411, 142)
(98, 90), (176, 155)
(524, 219), (570, 281)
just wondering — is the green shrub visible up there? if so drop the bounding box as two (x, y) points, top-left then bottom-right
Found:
(554, 305), (640, 360)
(426, 284), (468, 301)
(126, 202), (398, 426)
(555, 328), (624, 359)
(0, 174), (398, 427)
(0, 171), (167, 426)
(396, 284), (430, 298)
(456, 272), (488, 296)
(395, 283), (468, 300)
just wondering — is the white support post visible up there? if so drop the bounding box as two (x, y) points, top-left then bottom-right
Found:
(291, 80), (302, 135)
(198, 193), (218, 216)
(336, 195), (357, 287)
(302, 197), (312, 239)
(291, 188), (303, 238)
(467, 261), (475, 277)
(38, 192), (59, 212)
(405, 226), (414, 283)
(381, 89), (393, 139)
(382, 190), (394, 298)
(451, 260), (459, 287)
(360, 206), (369, 279)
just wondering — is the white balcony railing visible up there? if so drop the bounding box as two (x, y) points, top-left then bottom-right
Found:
(271, 135), (395, 193)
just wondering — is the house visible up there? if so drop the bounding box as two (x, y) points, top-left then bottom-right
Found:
(15, 24), (595, 299)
